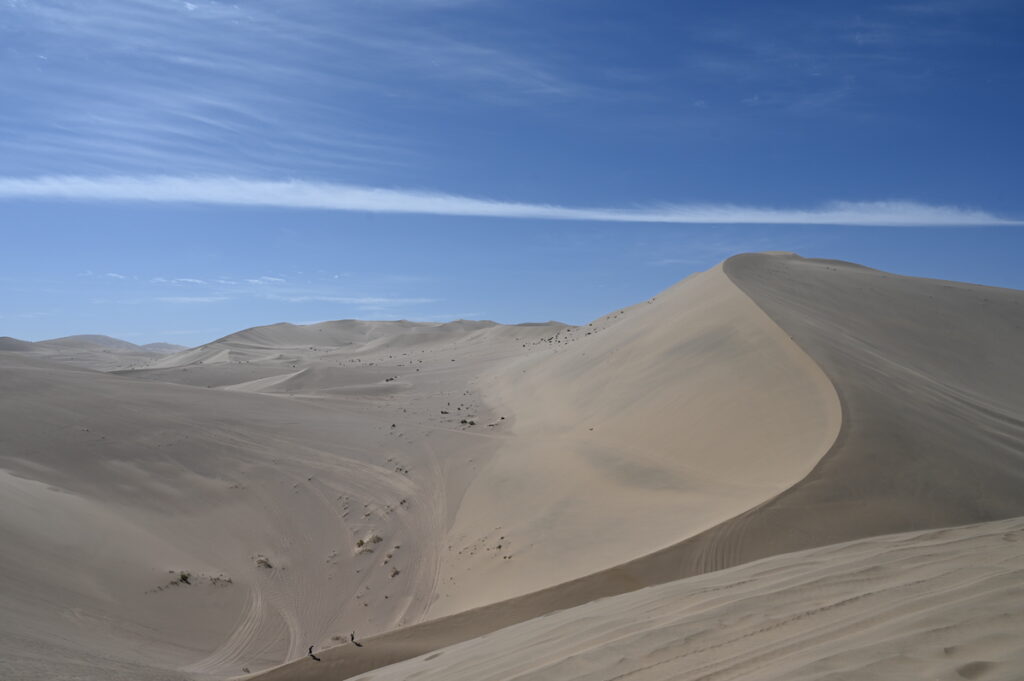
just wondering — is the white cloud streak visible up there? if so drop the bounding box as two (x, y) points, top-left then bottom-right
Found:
(0, 175), (1017, 227)
(244, 276), (286, 284)
(157, 296), (229, 303)
(265, 295), (437, 305)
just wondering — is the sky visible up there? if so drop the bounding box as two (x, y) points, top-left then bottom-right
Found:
(1, 0), (1022, 346)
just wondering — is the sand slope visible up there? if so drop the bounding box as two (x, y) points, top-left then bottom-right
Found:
(429, 264), (840, 615)
(0, 351), (454, 678)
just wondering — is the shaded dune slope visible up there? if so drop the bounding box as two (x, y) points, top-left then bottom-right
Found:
(707, 253), (1024, 566)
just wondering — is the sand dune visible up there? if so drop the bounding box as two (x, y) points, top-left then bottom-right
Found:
(0, 333), (186, 371)
(2, 253), (1022, 681)
(0, 336), (38, 351)
(142, 319), (559, 373)
(246, 254), (1024, 681)
(428, 263), (840, 615)
(708, 253), (1024, 562)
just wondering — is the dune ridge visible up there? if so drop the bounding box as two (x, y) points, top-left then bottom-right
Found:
(427, 263), (841, 615)
(248, 262), (850, 680)
(712, 253), (1024, 561)
(0, 334), (187, 371)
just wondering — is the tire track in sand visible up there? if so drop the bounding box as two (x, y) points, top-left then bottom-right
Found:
(182, 586), (269, 675)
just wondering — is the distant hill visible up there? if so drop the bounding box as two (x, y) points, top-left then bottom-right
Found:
(0, 334), (189, 371)
(0, 336), (34, 351)
(139, 342), (188, 354)
(34, 334), (148, 352)
(146, 318), (568, 370)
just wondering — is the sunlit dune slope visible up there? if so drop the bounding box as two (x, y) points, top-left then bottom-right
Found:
(429, 263), (840, 615)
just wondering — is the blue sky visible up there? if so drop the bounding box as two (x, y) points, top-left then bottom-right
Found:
(1, 0), (1022, 345)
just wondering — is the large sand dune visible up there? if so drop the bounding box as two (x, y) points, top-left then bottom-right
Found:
(428, 263), (840, 616)
(711, 253), (1024, 562)
(2, 253), (1022, 681)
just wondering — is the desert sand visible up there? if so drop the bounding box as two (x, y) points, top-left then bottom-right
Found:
(1, 252), (1022, 681)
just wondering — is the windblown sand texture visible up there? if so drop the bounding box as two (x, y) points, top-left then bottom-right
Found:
(1, 253), (1022, 681)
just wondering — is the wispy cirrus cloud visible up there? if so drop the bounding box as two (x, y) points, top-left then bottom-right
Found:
(152, 276), (207, 284)
(141, 270), (438, 310)
(156, 295), (228, 304)
(266, 295), (438, 305)
(0, 175), (1017, 226)
(0, 0), (571, 177)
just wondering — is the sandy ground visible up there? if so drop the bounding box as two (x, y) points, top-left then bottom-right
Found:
(1, 253), (1022, 681)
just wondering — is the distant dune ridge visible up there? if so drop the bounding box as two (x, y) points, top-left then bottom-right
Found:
(1, 253), (1023, 681)
(1, 333), (187, 371)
